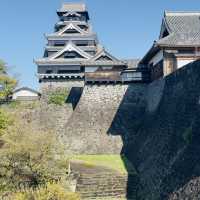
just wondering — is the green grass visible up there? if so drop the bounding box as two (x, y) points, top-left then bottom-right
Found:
(70, 155), (136, 174)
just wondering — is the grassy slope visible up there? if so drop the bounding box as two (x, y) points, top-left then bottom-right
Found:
(70, 155), (136, 174)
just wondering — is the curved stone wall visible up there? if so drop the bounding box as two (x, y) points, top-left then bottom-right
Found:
(60, 84), (146, 154)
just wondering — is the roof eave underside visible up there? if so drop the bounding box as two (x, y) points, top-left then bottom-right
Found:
(35, 60), (126, 66)
(140, 45), (160, 64)
(56, 10), (89, 20)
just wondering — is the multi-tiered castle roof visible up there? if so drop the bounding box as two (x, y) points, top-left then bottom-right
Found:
(35, 3), (148, 88)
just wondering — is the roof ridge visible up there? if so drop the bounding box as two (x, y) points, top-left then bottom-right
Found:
(13, 87), (41, 94)
(62, 2), (86, 5)
(59, 2), (87, 12)
(165, 10), (200, 16)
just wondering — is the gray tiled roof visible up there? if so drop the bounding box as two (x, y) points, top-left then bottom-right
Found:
(165, 11), (200, 33)
(59, 3), (87, 12)
(13, 87), (41, 95)
(157, 32), (200, 46)
(157, 11), (200, 47)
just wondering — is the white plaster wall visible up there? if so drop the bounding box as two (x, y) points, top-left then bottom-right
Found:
(102, 66), (112, 70)
(177, 59), (194, 69)
(122, 72), (142, 81)
(149, 50), (163, 66)
(13, 90), (38, 100)
(85, 66), (99, 72)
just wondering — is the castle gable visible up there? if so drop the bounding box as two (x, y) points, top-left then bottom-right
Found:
(91, 48), (119, 62)
(50, 43), (92, 60)
(57, 23), (88, 35)
(157, 11), (200, 46)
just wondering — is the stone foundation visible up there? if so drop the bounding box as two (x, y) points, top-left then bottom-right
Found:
(40, 79), (84, 92)
(60, 84), (146, 154)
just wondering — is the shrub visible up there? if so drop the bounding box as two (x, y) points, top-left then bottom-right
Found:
(0, 109), (12, 136)
(48, 90), (68, 106)
(7, 100), (21, 109)
(0, 120), (67, 192)
(0, 60), (17, 101)
(12, 183), (80, 200)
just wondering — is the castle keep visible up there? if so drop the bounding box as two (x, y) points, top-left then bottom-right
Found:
(35, 3), (149, 89)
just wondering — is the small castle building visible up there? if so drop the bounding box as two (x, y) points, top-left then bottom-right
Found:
(140, 11), (200, 81)
(12, 87), (41, 101)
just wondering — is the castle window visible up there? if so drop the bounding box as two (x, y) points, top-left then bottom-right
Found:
(78, 25), (88, 31)
(76, 41), (89, 46)
(54, 41), (65, 46)
(64, 29), (79, 34)
(46, 70), (53, 74)
(58, 70), (80, 74)
(64, 52), (76, 58)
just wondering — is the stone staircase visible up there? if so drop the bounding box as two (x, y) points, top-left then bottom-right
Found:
(76, 173), (127, 199)
(68, 161), (139, 199)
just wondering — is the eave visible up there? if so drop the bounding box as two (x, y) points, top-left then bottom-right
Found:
(139, 43), (160, 64)
(56, 11), (89, 20)
(45, 34), (98, 42)
(157, 43), (200, 48)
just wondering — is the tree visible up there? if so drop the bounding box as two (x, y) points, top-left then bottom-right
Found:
(0, 119), (67, 192)
(0, 60), (17, 101)
(0, 109), (12, 136)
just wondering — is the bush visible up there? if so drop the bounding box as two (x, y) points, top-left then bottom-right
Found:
(7, 100), (21, 109)
(0, 109), (12, 136)
(0, 120), (67, 192)
(0, 60), (17, 101)
(48, 90), (68, 106)
(12, 183), (80, 200)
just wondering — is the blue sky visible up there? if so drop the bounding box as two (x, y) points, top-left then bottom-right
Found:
(1, 0), (200, 89)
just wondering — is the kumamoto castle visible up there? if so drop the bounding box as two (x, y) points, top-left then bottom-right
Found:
(11, 2), (200, 199)
(35, 3), (200, 90)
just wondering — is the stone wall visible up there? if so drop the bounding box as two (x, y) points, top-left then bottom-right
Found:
(60, 84), (146, 154)
(40, 80), (84, 92)
(29, 101), (73, 134)
(120, 60), (200, 199)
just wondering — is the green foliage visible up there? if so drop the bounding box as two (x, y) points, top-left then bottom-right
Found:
(6, 101), (39, 110)
(0, 59), (17, 100)
(48, 90), (68, 106)
(183, 126), (193, 145)
(0, 120), (67, 192)
(0, 109), (12, 136)
(0, 75), (17, 100)
(0, 60), (7, 74)
(6, 100), (21, 109)
(12, 183), (80, 200)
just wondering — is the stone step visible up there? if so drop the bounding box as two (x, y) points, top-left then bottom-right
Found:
(76, 175), (139, 199)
